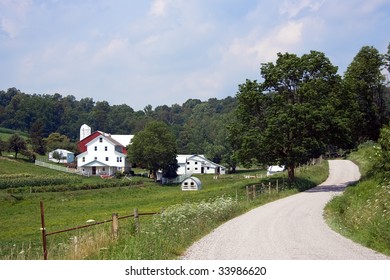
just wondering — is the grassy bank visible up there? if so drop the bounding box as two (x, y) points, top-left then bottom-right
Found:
(0, 157), (329, 260)
(324, 143), (390, 256)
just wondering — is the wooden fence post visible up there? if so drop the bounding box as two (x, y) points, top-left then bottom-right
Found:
(73, 236), (78, 257)
(252, 185), (256, 199)
(40, 201), (48, 260)
(276, 179), (279, 193)
(112, 213), (119, 239)
(268, 182), (271, 193)
(134, 208), (140, 234)
(246, 185), (249, 202)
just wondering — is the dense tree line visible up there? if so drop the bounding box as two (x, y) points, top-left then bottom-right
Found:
(1, 44), (389, 176)
(0, 88), (236, 166)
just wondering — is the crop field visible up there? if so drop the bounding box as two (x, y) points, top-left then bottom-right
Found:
(0, 157), (329, 260)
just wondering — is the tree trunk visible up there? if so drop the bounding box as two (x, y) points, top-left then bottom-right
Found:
(287, 164), (295, 184)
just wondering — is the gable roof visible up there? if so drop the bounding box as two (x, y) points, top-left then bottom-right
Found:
(77, 131), (133, 154)
(176, 154), (226, 169)
(79, 160), (109, 167)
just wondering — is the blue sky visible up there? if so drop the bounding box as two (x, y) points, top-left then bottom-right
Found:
(1, 0), (389, 110)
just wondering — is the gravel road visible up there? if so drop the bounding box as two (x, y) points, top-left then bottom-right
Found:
(181, 160), (389, 260)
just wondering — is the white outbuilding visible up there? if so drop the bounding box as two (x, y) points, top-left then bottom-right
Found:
(266, 165), (285, 176)
(181, 177), (202, 191)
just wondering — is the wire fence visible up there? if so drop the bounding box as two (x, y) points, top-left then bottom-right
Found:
(39, 201), (159, 260)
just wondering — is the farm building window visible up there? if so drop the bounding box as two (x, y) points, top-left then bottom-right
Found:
(105, 146), (108, 151)
(94, 157), (97, 160)
(187, 168), (190, 170)
(99, 137), (103, 142)
(102, 167), (105, 171)
(187, 161), (190, 164)
(82, 157), (85, 162)
(195, 168), (198, 170)
(105, 157), (109, 161)
(195, 162), (198, 164)
(94, 146), (97, 151)
(207, 167), (210, 170)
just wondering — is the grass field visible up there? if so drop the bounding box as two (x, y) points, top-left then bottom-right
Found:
(324, 143), (390, 256)
(0, 127), (29, 141)
(0, 157), (329, 260)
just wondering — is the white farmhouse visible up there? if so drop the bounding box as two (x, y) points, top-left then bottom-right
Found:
(76, 124), (133, 176)
(177, 154), (226, 176)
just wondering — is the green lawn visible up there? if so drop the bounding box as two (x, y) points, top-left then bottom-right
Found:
(0, 157), (329, 259)
(0, 127), (29, 141)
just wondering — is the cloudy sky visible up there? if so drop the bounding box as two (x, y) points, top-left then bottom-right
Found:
(1, 0), (389, 110)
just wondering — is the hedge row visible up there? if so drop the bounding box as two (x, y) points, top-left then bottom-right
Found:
(0, 176), (81, 189)
(5, 178), (144, 193)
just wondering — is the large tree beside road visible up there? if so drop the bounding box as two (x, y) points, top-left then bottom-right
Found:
(229, 51), (353, 182)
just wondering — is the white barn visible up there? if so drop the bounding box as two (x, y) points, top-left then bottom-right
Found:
(176, 155), (226, 176)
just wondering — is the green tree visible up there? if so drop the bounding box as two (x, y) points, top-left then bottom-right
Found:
(0, 138), (6, 156)
(127, 121), (178, 181)
(230, 51), (347, 182)
(52, 150), (65, 163)
(385, 42), (390, 74)
(8, 133), (27, 159)
(29, 120), (46, 155)
(45, 132), (75, 152)
(343, 46), (387, 141)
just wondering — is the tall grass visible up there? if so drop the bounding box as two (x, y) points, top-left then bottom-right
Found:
(325, 142), (390, 256)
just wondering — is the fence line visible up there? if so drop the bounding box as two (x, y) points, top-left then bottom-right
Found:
(245, 179), (289, 201)
(39, 200), (159, 260)
(35, 160), (82, 175)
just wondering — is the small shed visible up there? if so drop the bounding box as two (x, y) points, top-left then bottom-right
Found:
(181, 177), (202, 191)
(48, 149), (75, 163)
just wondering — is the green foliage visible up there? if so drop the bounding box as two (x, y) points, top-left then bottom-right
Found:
(343, 46), (388, 141)
(7, 133), (27, 159)
(0, 138), (6, 156)
(325, 141), (390, 256)
(230, 51), (347, 182)
(29, 120), (46, 155)
(44, 132), (75, 152)
(128, 121), (178, 180)
(0, 174), (79, 189)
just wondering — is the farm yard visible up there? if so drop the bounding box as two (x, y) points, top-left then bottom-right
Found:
(0, 156), (329, 260)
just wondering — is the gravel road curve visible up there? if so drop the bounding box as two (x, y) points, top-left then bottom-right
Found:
(181, 160), (389, 260)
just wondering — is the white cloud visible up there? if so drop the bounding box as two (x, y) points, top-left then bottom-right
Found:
(0, 0), (32, 38)
(93, 37), (129, 64)
(280, 0), (324, 18)
(149, 0), (173, 17)
(0, 0), (388, 110)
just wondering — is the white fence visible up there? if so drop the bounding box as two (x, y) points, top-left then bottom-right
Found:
(34, 160), (82, 175)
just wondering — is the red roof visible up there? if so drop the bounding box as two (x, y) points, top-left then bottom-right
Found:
(77, 131), (102, 153)
(77, 131), (127, 154)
